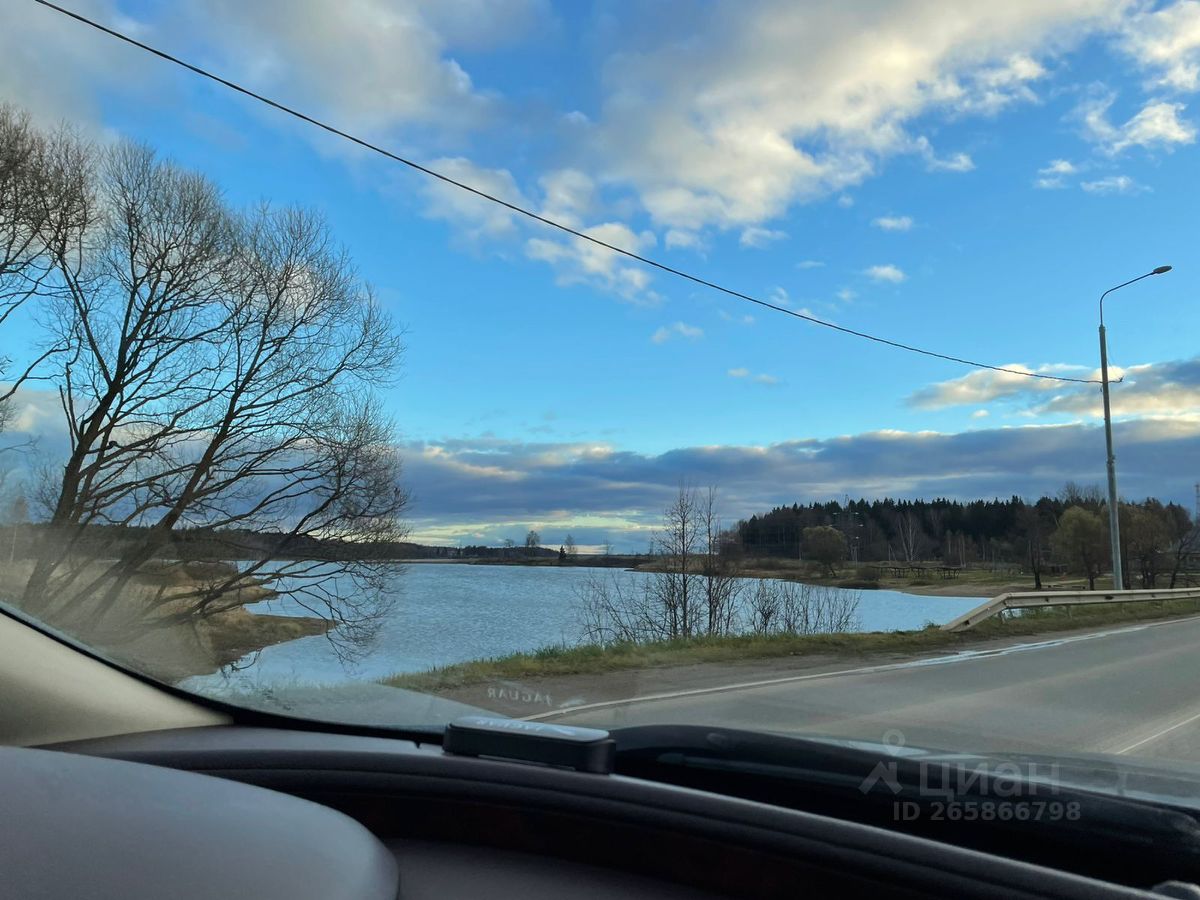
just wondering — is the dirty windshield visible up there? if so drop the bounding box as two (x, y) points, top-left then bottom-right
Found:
(3, 1), (1200, 779)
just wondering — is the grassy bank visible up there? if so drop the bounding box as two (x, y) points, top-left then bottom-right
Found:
(382, 597), (1200, 694)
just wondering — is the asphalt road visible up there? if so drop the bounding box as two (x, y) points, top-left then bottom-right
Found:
(548, 616), (1200, 763)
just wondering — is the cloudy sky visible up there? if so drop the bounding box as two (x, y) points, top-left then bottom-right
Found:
(4, 0), (1200, 548)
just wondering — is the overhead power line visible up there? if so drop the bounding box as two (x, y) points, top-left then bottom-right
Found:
(33, 0), (1099, 386)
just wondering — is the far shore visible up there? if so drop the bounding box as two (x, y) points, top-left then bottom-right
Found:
(404, 554), (1073, 599)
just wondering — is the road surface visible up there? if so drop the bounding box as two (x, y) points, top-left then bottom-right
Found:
(545, 616), (1200, 762)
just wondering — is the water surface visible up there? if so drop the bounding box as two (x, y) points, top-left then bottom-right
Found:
(187, 563), (979, 689)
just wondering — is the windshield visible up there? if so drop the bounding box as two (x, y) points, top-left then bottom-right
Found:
(4, 0), (1200, 792)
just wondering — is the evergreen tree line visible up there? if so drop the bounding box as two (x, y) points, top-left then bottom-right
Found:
(733, 483), (1198, 589)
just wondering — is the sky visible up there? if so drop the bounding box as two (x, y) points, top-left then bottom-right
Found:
(3, 0), (1200, 549)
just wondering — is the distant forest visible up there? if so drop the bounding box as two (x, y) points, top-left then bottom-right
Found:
(0, 523), (578, 564)
(733, 484), (1197, 589)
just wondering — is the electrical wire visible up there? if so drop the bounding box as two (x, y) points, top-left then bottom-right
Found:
(31, 0), (1100, 386)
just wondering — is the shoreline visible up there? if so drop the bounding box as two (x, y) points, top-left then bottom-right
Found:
(405, 556), (1060, 599)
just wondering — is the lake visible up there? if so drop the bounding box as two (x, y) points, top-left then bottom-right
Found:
(186, 563), (979, 690)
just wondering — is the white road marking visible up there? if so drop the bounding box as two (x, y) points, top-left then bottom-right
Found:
(1116, 710), (1200, 755)
(524, 616), (1200, 722)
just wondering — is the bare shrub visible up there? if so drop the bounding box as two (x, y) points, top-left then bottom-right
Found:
(582, 572), (861, 644)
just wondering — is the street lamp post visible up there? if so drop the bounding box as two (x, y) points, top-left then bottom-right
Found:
(1098, 265), (1172, 590)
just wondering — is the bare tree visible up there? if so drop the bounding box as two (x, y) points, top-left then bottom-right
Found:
(892, 509), (922, 562)
(1058, 481), (1104, 511)
(579, 483), (706, 641)
(1166, 505), (1199, 588)
(577, 570), (668, 644)
(16, 143), (407, 658)
(0, 106), (93, 426)
(578, 485), (860, 645)
(699, 486), (741, 635)
(1018, 501), (1054, 590)
(652, 483), (704, 638)
(746, 579), (780, 634)
(525, 529), (541, 552)
(775, 582), (860, 634)
(564, 533), (577, 557)
(747, 580), (859, 635)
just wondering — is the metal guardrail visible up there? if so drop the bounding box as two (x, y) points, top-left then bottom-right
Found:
(940, 587), (1200, 632)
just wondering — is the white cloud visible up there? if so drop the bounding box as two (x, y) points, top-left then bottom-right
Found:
(971, 409), (991, 419)
(1080, 94), (1197, 155)
(837, 195), (855, 208)
(589, 1), (1115, 235)
(1121, 0), (1200, 92)
(768, 286), (790, 306)
(9, 0), (1174, 312)
(665, 229), (703, 250)
(13, 380), (1200, 544)
(865, 264), (907, 283)
(1080, 174), (1144, 194)
(527, 222), (658, 302)
(167, 0), (550, 138)
(927, 151), (976, 172)
(537, 168), (596, 225)
(796, 259), (825, 269)
(1035, 358), (1200, 420)
(836, 288), (857, 302)
(739, 226), (788, 248)
(1034, 158), (1079, 188)
(422, 158), (660, 301)
(872, 215), (914, 231)
(422, 157), (529, 240)
(651, 321), (704, 344)
(1117, 100), (1196, 150)
(1040, 158), (1078, 175)
(914, 136), (977, 172)
(727, 367), (779, 385)
(953, 53), (1047, 114)
(0, 0), (157, 129)
(394, 419), (1200, 542)
(907, 364), (1062, 408)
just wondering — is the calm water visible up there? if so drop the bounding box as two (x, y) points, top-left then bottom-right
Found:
(186, 563), (978, 689)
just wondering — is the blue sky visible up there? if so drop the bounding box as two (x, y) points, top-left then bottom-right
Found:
(4, 0), (1200, 548)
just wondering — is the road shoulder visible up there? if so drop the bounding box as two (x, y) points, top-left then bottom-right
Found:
(432, 614), (1200, 720)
